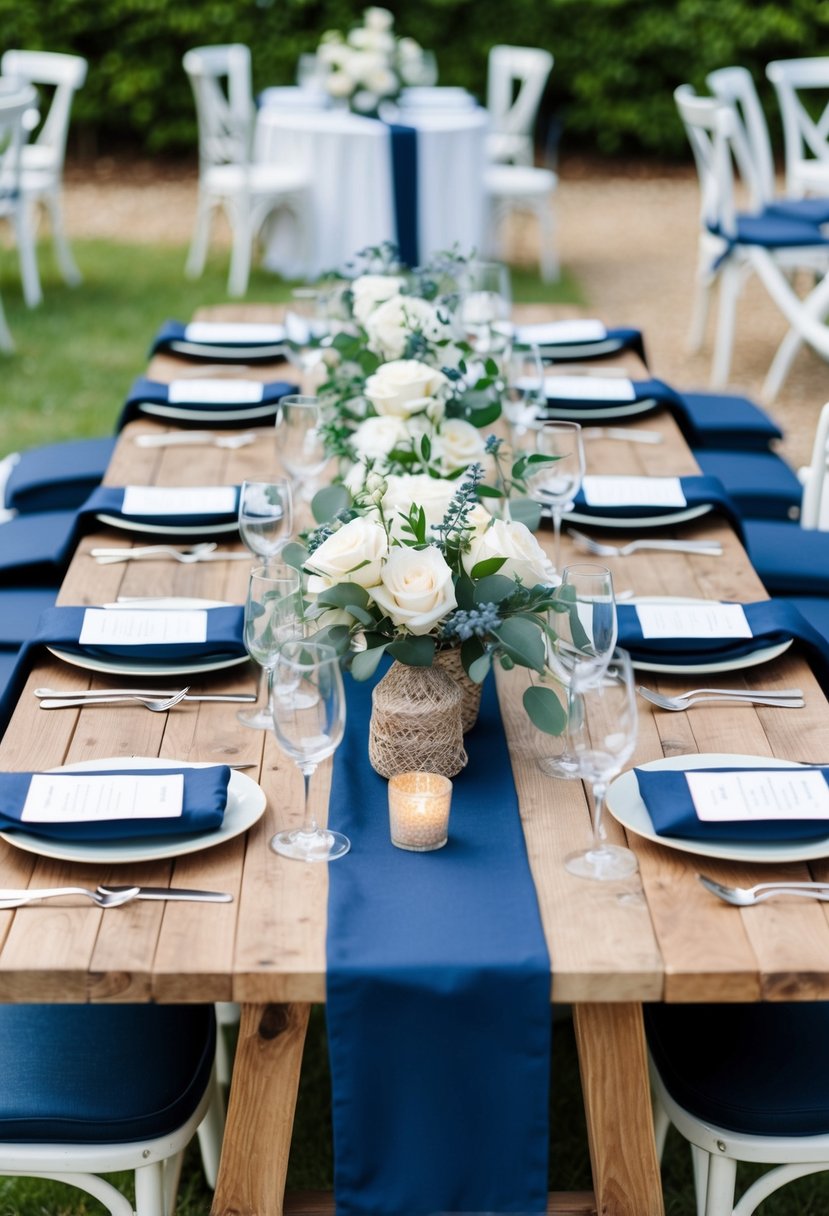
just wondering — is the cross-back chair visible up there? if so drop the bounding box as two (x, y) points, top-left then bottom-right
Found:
(767, 57), (829, 200)
(0, 81), (39, 334)
(485, 45), (553, 167)
(675, 82), (829, 398)
(183, 43), (311, 297)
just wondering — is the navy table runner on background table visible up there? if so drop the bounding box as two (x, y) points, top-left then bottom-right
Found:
(386, 123), (419, 269)
(326, 672), (551, 1215)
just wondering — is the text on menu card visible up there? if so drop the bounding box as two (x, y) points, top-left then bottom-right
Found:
(121, 486), (237, 516)
(582, 475), (687, 508)
(636, 602), (753, 640)
(168, 379), (264, 404)
(542, 376), (636, 402)
(687, 770), (829, 822)
(22, 774), (185, 823)
(79, 609), (208, 647)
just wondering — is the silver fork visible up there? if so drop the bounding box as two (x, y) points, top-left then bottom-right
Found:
(39, 689), (191, 712)
(698, 874), (829, 905)
(581, 427), (665, 445)
(134, 431), (257, 449)
(90, 543), (218, 564)
(637, 686), (805, 711)
(0, 885), (141, 910)
(566, 528), (723, 557)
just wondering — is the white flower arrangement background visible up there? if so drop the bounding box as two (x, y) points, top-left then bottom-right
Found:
(315, 7), (436, 115)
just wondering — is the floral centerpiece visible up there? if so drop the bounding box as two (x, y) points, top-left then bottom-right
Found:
(294, 464), (568, 741)
(315, 7), (436, 116)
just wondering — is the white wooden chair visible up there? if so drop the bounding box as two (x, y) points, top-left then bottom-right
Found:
(767, 57), (829, 200)
(484, 162), (559, 281)
(485, 45), (553, 166)
(183, 43), (311, 297)
(0, 82), (39, 334)
(674, 83), (829, 397)
(0, 50), (88, 294)
(798, 399), (829, 529)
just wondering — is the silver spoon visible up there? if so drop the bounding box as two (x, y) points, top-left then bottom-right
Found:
(0, 885), (141, 910)
(698, 874), (829, 905)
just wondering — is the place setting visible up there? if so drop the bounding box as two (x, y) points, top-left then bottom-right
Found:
(118, 375), (298, 429)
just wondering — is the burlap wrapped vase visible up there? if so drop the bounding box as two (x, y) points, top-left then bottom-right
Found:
(368, 661), (468, 779)
(433, 645), (484, 732)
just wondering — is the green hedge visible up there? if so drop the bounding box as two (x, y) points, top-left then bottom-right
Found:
(4, 0), (829, 159)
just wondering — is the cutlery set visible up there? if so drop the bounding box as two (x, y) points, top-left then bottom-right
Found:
(91, 542), (251, 564)
(35, 687), (257, 712)
(567, 527), (723, 558)
(581, 427), (665, 445)
(637, 685), (805, 711)
(698, 874), (829, 906)
(0, 885), (232, 909)
(134, 430), (257, 449)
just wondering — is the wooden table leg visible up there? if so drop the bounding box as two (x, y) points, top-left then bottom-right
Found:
(211, 1002), (311, 1216)
(572, 1003), (664, 1216)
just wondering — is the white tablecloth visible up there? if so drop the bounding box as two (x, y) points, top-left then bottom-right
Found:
(254, 105), (488, 277)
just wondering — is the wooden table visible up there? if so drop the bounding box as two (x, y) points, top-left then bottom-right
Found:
(2, 306), (828, 1216)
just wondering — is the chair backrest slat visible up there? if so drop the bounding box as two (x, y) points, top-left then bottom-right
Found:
(486, 45), (553, 140)
(183, 44), (254, 169)
(0, 51), (87, 172)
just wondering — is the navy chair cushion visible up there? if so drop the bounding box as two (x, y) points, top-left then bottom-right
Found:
(768, 197), (829, 226)
(0, 587), (59, 646)
(5, 438), (116, 514)
(710, 210), (829, 250)
(0, 511), (79, 586)
(675, 392), (782, 450)
(0, 1003), (215, 1143)
(692, 448), (802, 521)
(645, 1001), (829, 1137)
(744, 520), (829, 594)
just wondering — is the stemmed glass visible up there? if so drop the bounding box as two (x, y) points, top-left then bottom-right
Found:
(284, 288), (328, 394)
(459, 260), (513, 356)
(526, 420), (586, 576)
(564, 647), (639, 881)
(504, 343), (545, 446)
(269, 640), (350, 862)
(239, 563), (303, 730)
(277, 394), (329, 501)
(238, 479), (294, 566)
(540, 563), (617, 779)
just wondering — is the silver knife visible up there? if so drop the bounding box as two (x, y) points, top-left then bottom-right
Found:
(97, 885), (233, 903)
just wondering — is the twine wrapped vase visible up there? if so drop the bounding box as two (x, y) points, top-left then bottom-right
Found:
(368, 661), (468, 779)
(433, 646), (484, 733)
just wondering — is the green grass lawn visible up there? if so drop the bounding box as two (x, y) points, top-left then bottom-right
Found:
(4, 240), (827, 1216)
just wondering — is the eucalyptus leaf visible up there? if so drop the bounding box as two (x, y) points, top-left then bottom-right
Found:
(474, 573), (516, 604)
(493, 616), (547, 672)
(387, 635), (436, 667)
(523, 685), (567, 735)
(282, 541), (308, 572)
(506, 499), (543, 530)
(470, 556), (507, 578)
(312, 484), (351, 524)
(350, 643), (388, 681)
(316, 582), (370, 611)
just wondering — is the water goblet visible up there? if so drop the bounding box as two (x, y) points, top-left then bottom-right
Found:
(540, 563), (617, 779)
(284, 288), (328, 394)
(239, 563), (303, 730)
(564, 647), (639, 881)
(526, 420), (586, 575)
(238, 479), (294, 566)
(459, 260), (513, 356)
(504, 343), (545, 445)
(269, 640), (350, 863)
(277, 394), (329, 501)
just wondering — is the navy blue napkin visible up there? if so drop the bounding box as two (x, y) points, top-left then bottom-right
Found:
(540, 376), (674, 419)
(566, 474), (744, 538)
(78, 485), (241, 532)
(635, 765), (829, 842)
(5, 438), (116, 514)
(117, 377), (297, 430)
(326, 671), (551, 1216)
(386, 123), (419, 269)
(516, 323), (648, 366)
(30, 605), (246, 664)
(149, 320), (291, 362)
(0, 766), (231, 842)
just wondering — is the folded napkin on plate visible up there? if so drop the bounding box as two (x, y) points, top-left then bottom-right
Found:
(635, 765), (829, 842)
(0, 766), (230, 841)
(149, 319), (290, 362)
(565, 474), (744, 538)
(78, 485), (241, 531)
(30, 604), (246, 663)
(539, 375), (674, 418)
(616, 598), (829, 667)
(514, 319), (648, 366)
(117, 377), (297, 429)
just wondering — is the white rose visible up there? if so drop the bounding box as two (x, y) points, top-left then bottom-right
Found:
(463, 518), (554, 587)
(397, 36), (423, 59)
(372, 546), (457, 636)
(365, 295), (451, 360)
(433, 418), (487, 472)
(466, 502), (494, 538)
(365, 358), (448, 419)
(351, 274), (406, 325)
(365, 6), (394, 31)
(327, 70), (355, 98)
(365, 66), (397, 95)
(351, 414), (410, 460)
(306, 517), (388, 593)
(347, 27), (370, 48)
(382, 473), (457, 533)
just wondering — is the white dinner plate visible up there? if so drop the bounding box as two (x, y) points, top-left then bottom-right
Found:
(541, 397), (658, 422)
(561, 503), (713, 530)
(536, 338), (634, 360)
(46, 646), (249, 678)
(607, 753), (829, 864)
(624, 595), (794, 675)
(139, 401), (281, 423)
(95, 512), (239, 537)
(168, 340), (290, 361)
(0, 756), (266, 865)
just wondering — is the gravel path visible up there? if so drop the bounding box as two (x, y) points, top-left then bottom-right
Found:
(63, 157), (829, 471)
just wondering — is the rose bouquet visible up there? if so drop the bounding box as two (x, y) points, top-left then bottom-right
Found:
(293, 465), (568, 736)
(315, 7), (435, 116)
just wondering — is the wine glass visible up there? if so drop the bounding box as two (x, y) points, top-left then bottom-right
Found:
(504, 343), (545, 446)
(564, 647), (639, 881)
(526, 420), (586, 575)
(284, 288), (328, 394)
(277, 394), (329, 501)
(269, 640), (350, 863)
(540, 563), (617, 779)
(239, 564), (303, 730)
(459, 260), (513, 356)
(238, 479), (294, 566)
